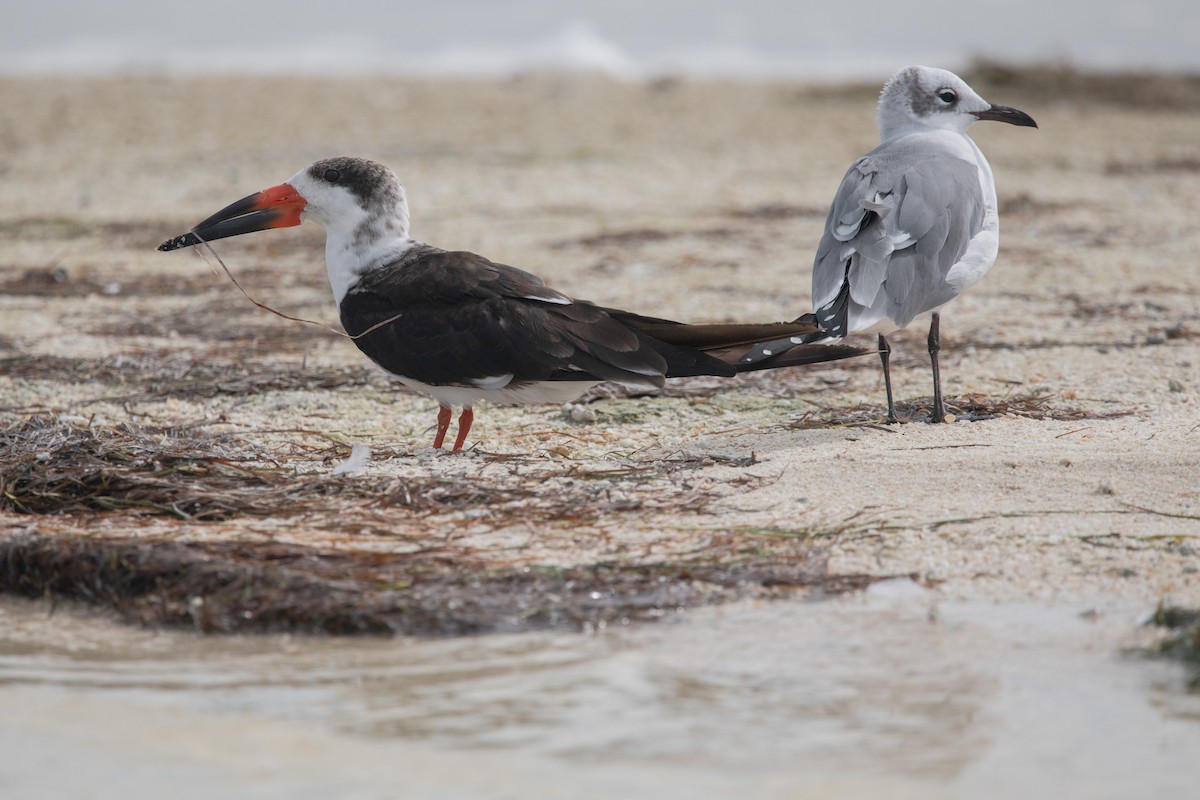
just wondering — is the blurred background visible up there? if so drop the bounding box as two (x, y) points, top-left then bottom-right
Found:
(5, 0), (1199, 79)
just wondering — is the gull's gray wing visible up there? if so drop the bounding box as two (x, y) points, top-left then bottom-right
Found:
(739, 138), (985, 367)
(812, 137), (986, 336)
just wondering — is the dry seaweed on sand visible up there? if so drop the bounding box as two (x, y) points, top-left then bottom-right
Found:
(0, 414), (901, 635)
(0, 355), (378, 404)
(0, 416), (737, 526)
(0, 416), (471, 521)
(787, 391), (1135, 429)
(1148, 605), (1200, 662)
(790, 60), (1200, 111)
(1144, 604), (1200, 688)
(964, 59), (1200, 111)
(0, 533), (889, 635)
(2, 415), (313, 519)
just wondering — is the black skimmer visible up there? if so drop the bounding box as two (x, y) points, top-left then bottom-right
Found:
(159, 157), (869, 451)
(741, 66), (1036, 423)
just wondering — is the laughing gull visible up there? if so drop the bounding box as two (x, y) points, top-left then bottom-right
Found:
(742, 66), (1037, 422)
(159, 157), (869, 451)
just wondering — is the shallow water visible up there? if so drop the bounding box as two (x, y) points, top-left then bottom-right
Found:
(6, 1), (1200, 77)
(1, 584), (1197, 799)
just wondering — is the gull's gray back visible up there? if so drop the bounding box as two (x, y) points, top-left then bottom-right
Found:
(812, 134), (987, 336)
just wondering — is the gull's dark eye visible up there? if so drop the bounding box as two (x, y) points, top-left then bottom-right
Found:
(323, 168), (341, 183)
(937, 89), (957, 104)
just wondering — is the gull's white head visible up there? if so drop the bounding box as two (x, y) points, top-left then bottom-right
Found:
(876, 65), (1037, 141)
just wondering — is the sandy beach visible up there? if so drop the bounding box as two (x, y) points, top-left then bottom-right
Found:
(1, 70), (1199, 624)
(3, 67), (1200, 799)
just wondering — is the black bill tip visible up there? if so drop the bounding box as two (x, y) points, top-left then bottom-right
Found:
(158, 232), (203, 252)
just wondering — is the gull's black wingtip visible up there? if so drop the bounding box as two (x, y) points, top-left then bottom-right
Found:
(157, 232), (200, 252)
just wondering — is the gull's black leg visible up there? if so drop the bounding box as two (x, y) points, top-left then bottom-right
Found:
(928, 313), (946, 423)
(878, 333), (898, 423)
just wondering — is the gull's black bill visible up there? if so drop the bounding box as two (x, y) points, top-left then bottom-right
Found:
(971, 103), (1038, 128)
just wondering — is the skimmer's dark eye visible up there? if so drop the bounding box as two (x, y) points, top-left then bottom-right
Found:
(937, 89), (957, 104)
(323, 168), (341, 183)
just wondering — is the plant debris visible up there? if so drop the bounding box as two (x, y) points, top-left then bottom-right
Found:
(549, 225), (739, 250)
(1105, 156), (1200, 176)
(0, 533), (887, 635)
(0, 416), (721, 523)
(0, 355), (380, 407)
(0, 413), (900, 634)
(1145, 604), (1200, 688)
(726, 203), (826, 221)
(2, 416), (334, 519)
(787, 391), (1134, 428)
(964, 60), (1200, 111)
